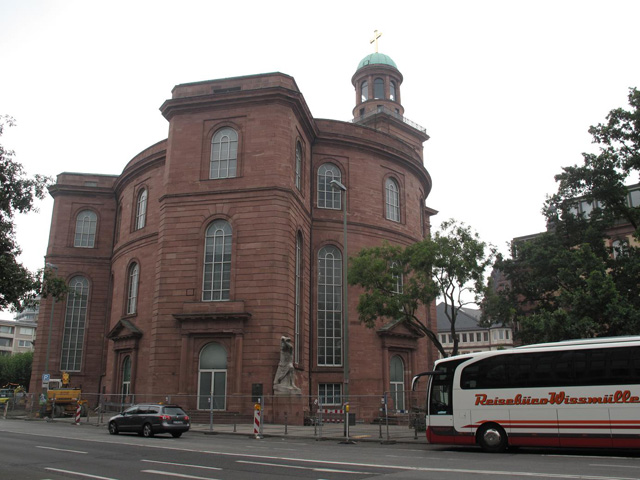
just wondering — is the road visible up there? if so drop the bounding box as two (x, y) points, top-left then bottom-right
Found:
(2, 420), (640, 479)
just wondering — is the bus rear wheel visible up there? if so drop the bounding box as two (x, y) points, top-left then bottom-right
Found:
(477, 423), (508, 453)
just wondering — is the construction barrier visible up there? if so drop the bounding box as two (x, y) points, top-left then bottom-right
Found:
(318, 408), (344, 423)
(74, 403), (81, 425)
(253, 403), (262, 438)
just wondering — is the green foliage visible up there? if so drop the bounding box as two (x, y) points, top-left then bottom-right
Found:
(349, 220), (495, 357)
(0, 351), (33, 389)
(546, 87), (640, 235)
(489, 88), (640, 343)
(0, 115), (52, 311)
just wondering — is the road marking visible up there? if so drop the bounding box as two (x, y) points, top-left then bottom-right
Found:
(591, 465), (640, 470)
(141, 460), (222, 471)
(44, 468), (118, 480)
(141, 470), (220, 480)
(237, 460), (369, 474)
(37, 445), (88, 454)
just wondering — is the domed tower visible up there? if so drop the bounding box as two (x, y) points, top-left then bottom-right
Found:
(352, 52), (404, 119)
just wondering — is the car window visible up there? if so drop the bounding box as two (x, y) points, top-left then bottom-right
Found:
(147, 406), (160, 414)
(163, 407), (186, 416)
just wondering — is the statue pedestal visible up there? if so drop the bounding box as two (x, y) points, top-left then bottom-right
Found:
(270, 393), (307, 426)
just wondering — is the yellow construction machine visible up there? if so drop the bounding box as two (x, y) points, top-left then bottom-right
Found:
(45, 372), (88, 417)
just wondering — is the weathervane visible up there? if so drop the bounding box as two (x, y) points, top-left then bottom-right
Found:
(370, 30), (382, 53)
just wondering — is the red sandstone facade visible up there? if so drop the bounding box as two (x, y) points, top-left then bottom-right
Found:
(30, 53), (437, 422)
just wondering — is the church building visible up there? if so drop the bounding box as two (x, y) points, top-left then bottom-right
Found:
(30, 49), (437, 423)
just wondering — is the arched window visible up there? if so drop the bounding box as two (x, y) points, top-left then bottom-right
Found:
(390, 355), (405, 411)
(121, 356), (131, 403)
(210, 127), (238, 179)
(317, 245), (342, 366)
(295, 142), (302, 191)
(361, 80), (369, 102)
(135, 189), (147, 230)
(74, 210), (97, 248)
(294, 231), (303, 363)
(61, 276), (89, 371)
(385, 178), (400, 222)
(374, 78), (384, 99)
(317, 163), (342, 210)
(198, 342), (227, 410)
(126, 262), (139, 315)
(390, 81), (397, 102)
(203, 220), (232, 301)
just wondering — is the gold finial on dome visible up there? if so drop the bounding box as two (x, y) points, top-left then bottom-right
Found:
(370, 30), (382, 53)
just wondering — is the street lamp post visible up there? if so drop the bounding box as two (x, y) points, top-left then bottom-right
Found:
(43, 263), (58, 392)
(330, 180), (349, 402)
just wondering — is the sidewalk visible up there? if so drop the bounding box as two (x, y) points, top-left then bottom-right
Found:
(27, 414), (428, 444)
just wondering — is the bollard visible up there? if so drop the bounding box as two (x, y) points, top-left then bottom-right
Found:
(253, 401), (263, 439)
(340, 403), (355, 444)
(284, 411), (288, 435)
(234, 412), (237, 433)
(74, 402), (81, 425)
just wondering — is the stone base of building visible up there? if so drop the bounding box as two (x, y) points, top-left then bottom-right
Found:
(269, 394), (308, 425)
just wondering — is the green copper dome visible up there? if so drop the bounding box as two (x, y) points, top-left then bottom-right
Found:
(356, 52), (398, 71)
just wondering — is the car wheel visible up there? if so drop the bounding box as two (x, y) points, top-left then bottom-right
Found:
(142, 423), (154, 438)
(108, 421), (119, 435)
(477, 423), (508, 453)
(171, 432), (182, 438)
(53, 405), (64, 418)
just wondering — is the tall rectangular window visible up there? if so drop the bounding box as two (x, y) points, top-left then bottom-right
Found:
(294, 232), (302, 363)
(317, 163), (342, 210)
(210, 128), (238, 179)
(317, 246), (342, 366)
(385, 178), (400, 222)
(61, 276), (89, 371)
(127, 263), (139, 315)
(203, 220), (232, 301)
(135, 189), (147, 230)
(295, 142), (302, 191)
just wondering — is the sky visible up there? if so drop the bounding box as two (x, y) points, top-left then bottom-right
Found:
(1, 0), (639, 320)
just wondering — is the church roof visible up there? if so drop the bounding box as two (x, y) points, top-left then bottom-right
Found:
(356, 52), (398, 71)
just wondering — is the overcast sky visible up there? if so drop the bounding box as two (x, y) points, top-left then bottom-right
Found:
(1, 0), (639, 320)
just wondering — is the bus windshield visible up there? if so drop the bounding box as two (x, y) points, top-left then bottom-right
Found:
(429, 358), (465, 415)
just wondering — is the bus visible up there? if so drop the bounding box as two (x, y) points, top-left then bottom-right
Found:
(413, 336), (640, 452)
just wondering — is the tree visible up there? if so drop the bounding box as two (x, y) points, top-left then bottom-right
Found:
(349, 219), (496, 357)
(0, 115), (51, 311)
(0, 351), (33, 388)
(547, 87), (640, 235)
(487, 88), (640, 343)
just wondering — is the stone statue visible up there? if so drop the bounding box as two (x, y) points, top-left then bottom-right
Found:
(273, 336), (301, 395)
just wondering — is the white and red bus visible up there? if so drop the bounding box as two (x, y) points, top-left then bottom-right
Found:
(414, 336), (640, 452)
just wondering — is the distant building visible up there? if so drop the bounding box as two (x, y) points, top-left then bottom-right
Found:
(436, 302), (514, 357)
(0, 304), (38, 355)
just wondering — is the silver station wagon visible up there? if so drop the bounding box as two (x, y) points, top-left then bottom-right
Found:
(108, 404), (190, 438)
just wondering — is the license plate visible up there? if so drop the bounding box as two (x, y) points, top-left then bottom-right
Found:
(173, 421), (183, 424)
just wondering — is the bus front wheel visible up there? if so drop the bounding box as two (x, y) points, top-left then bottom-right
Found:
(477, 423), (508, 453)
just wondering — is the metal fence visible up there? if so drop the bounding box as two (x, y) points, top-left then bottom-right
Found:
(1, 390), (428, 442)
